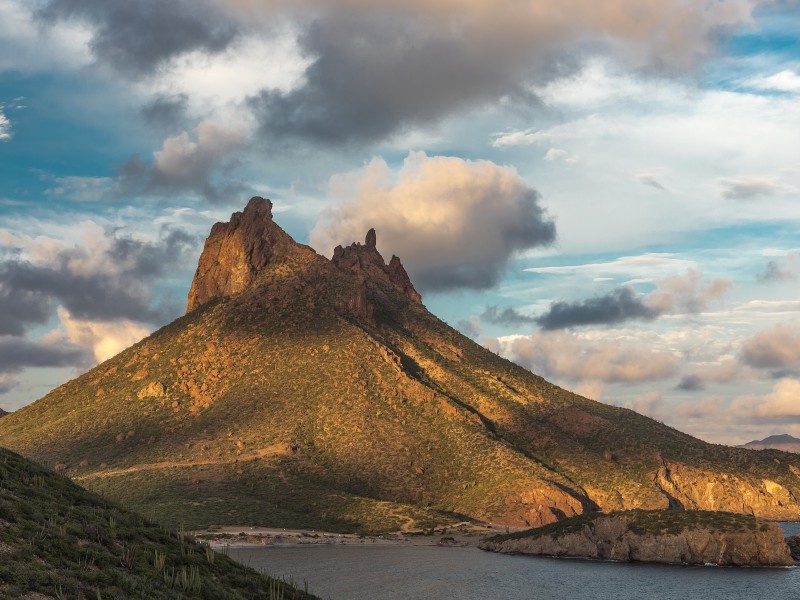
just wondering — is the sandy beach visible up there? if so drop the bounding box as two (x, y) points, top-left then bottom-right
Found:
(195, 523), (499, 549)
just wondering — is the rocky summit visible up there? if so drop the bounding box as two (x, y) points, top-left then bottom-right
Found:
(2, 197), (800, 532)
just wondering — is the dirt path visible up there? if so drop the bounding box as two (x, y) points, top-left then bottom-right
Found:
(75, 444), (289, 479)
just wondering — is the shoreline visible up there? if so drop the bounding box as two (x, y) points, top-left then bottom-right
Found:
(195, 524), (498, 549)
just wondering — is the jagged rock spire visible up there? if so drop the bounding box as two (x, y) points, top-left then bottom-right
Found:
(186, 197), (299, 312)
(365, 228), (377, 248)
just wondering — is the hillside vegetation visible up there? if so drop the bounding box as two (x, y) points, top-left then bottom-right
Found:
(0, 447), (316, 599)
(1, 197), (800, 533)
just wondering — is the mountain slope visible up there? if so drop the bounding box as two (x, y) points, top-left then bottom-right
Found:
(0, 447), (316, 599)
(1, 197), (800, 532)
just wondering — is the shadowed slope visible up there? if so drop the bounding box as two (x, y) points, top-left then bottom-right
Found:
(0, 447), (317, 599)
(2, 197), (800, 533)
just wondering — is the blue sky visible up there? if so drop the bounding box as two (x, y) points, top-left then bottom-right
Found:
(1, 0), (800, 444)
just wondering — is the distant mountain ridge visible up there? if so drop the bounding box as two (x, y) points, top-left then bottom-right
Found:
(740, 434), (800, 453)
(2, 197), (800, 532)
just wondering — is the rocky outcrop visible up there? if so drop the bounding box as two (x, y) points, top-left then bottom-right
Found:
(653, 462), (799, 520)
(186, 197), (304, 312)
(331, 230), (422, 305)
(479, 511), (793, 566)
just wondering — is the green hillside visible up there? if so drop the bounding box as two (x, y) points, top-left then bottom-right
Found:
(0, 447), (316, 599)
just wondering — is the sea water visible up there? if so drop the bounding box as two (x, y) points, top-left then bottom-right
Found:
(228, 523), (800, 600)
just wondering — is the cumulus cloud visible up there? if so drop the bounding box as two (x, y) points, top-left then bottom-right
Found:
(537, 286), (659, 330)
(312, 151), (556, 291)
(37, 0), (239, 76)
(500, 330), (678, 383)
(731, 378), (800, 419)
(740, 323), (800, 369)
(116, 121), (249, 203)
(719, 176), (785, 200)
(57, 307), (151, 364)
(481, 305), (537, 326)
(647, 268), (732, 314)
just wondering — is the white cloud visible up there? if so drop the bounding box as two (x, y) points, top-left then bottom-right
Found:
(747, 69), (800, 93)
(500, 61), (800, 255)
(0, 108), (10, 141)
(646, 268), (732, 315)
(154, 120), (246, 181)
(731, 378), (800, 418)
(45, 176), (116, 202)
(524, 253), (695, 279)
(498, 330), (678, 383)
(142, 31), (309, 123)
(544, 148), (573, 162)
(490, 128), (559, 148)
(56, 307), (151, 364)
(740, 322), (800, 369)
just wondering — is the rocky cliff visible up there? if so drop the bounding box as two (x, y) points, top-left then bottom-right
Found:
(186, 197), (314, 312)
(479, 510), (793, 566)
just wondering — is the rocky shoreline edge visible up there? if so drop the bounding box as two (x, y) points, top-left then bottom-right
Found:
(479, 510), (797, 567)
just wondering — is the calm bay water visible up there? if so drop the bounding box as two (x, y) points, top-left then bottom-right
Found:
(229, 523), (800, 600)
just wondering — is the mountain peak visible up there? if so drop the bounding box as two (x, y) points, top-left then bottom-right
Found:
(186, 196), (302, 312)
(187, 199), (422, 314)
(331, 229), (422, 305)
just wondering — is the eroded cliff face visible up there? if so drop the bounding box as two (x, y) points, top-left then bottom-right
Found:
(480, 512), (793, 566)
(654, 463), (799, 520)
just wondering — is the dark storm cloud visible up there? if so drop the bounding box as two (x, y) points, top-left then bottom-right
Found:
(481, 305), (537, 327)
(536, 286), (660, 330)
(0, 336), (88, 374)
(0, 286), (52, 335)
(0, 228), (198, 331)
(37, 0), (238, 75)
(676, 374), (705, 392)
(250, 11), (536, 145)
(140, 94), (190, 130)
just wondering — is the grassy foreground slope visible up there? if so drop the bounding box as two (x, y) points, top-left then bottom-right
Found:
(0, 447), (316, 599)
(1, 197), (800, 533)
